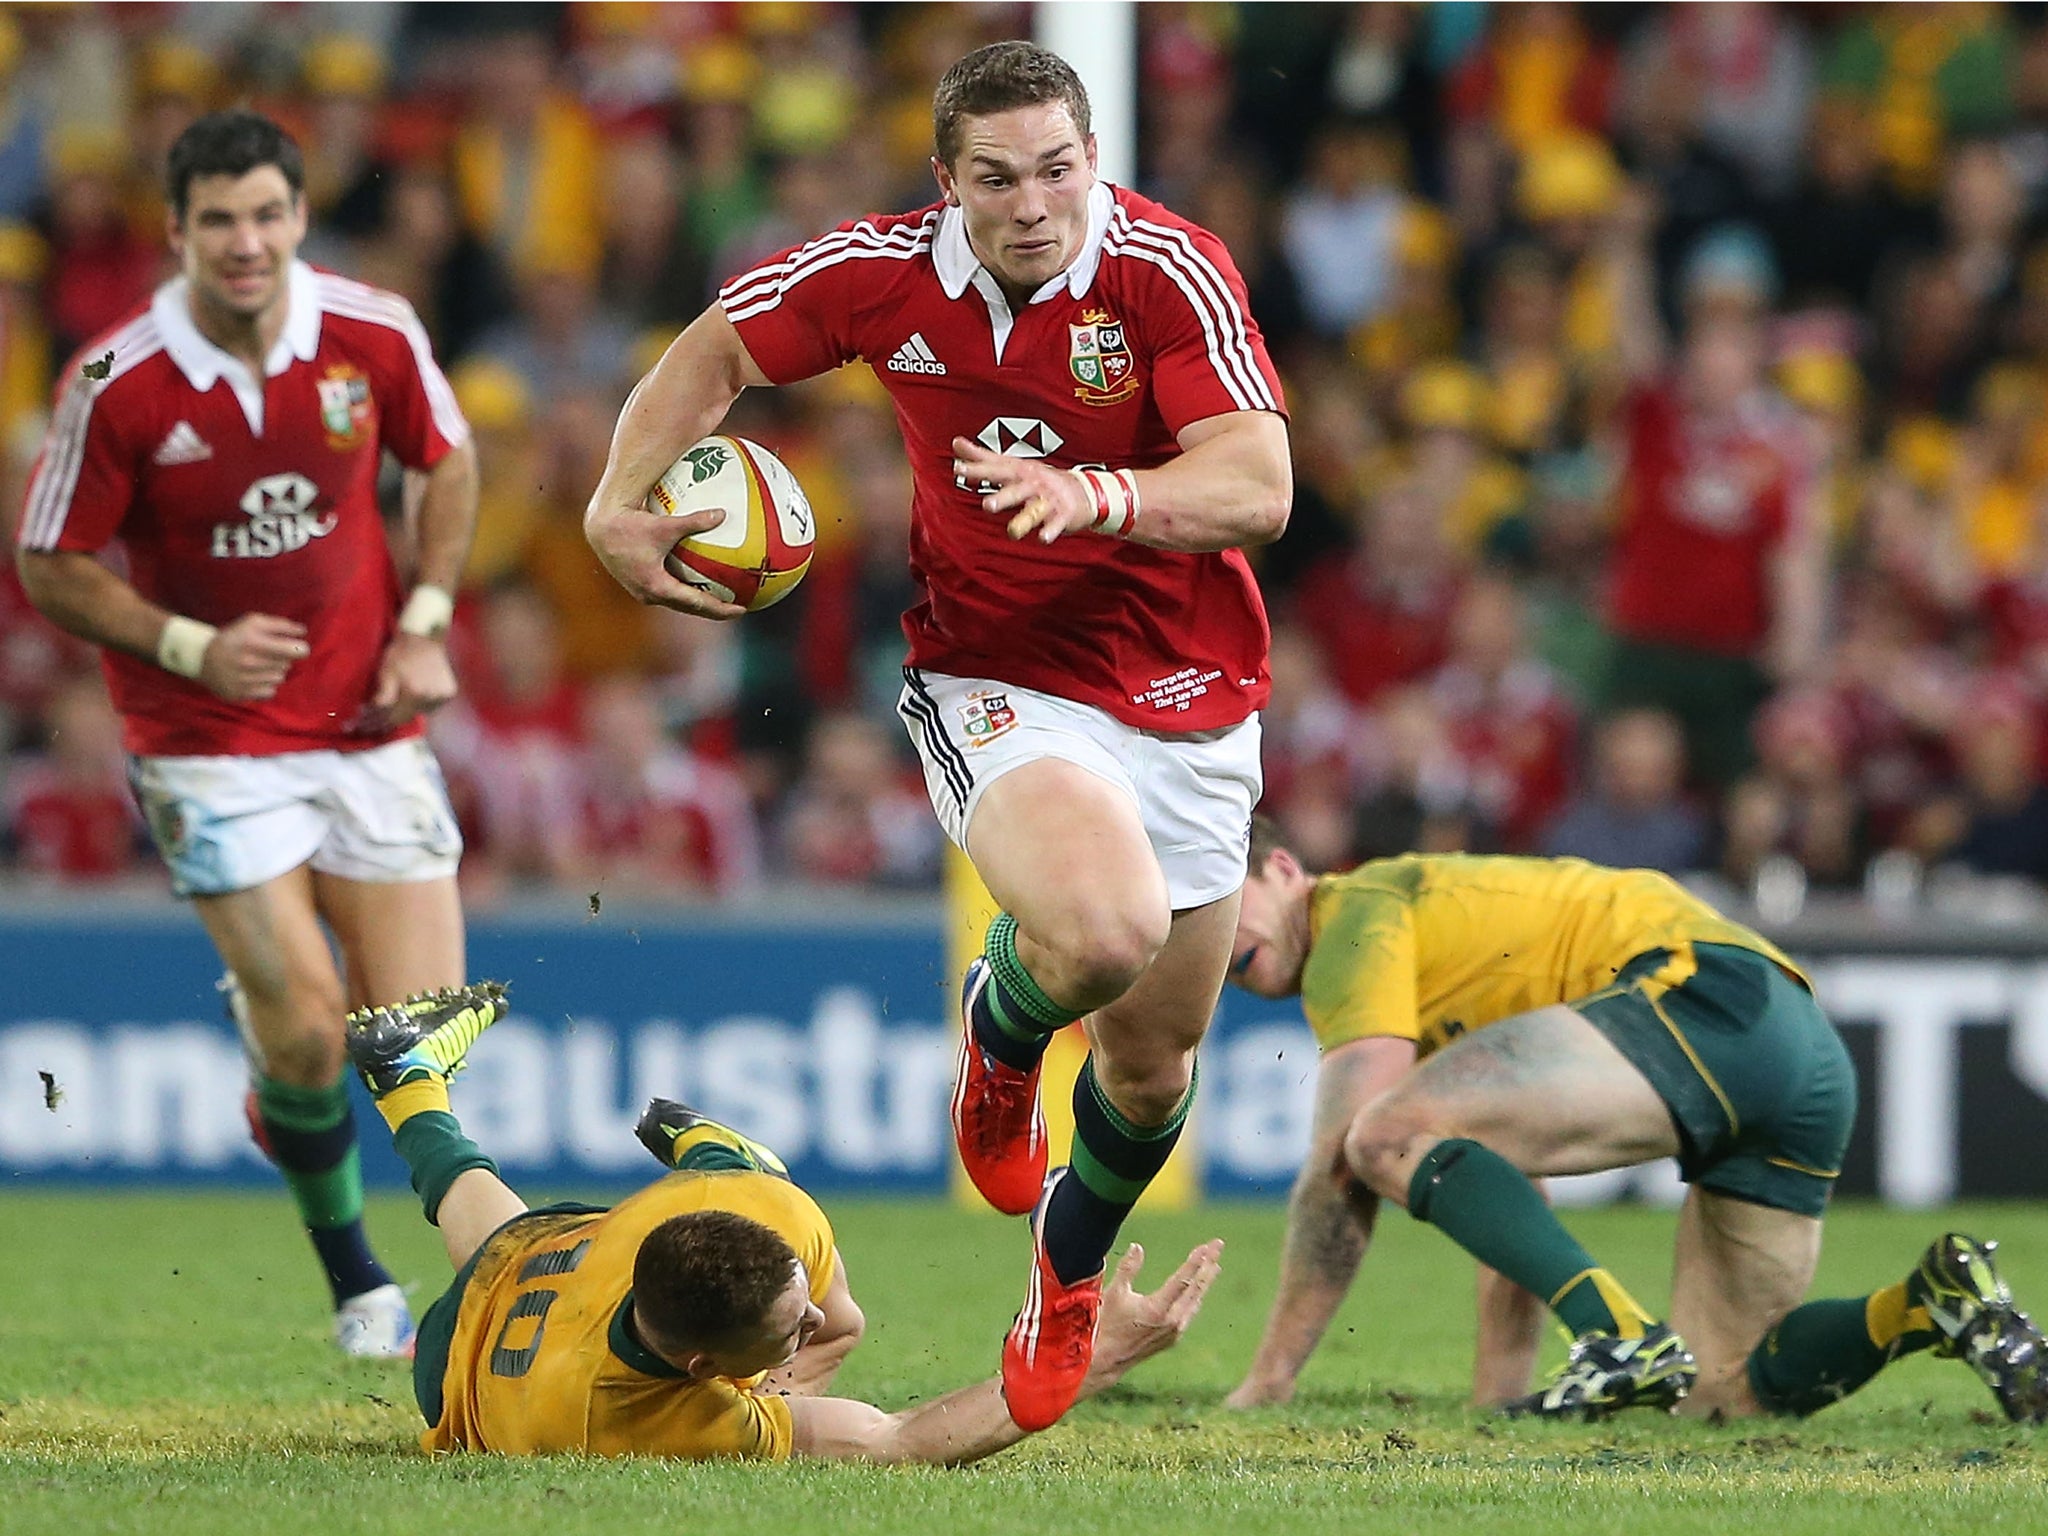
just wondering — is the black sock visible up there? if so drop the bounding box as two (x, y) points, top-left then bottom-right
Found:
(1041, 1058), (1193, 1286)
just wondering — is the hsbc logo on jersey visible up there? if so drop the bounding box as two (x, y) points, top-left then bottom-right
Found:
(210, 472), (339, 559)
(973, 418), (1064, 458)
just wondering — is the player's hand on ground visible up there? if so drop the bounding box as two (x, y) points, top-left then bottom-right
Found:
(584, 498), (747, 619)
(1222, 1374), (1297, 1411)
(951, 436), (1096, 545)
(359, 632), (458, 732)
(1083, 1238), (1224, 1396)
(198, 613), (309, 702)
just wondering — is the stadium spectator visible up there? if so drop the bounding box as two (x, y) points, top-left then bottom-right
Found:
(1290, 471), (1462, 707)
(1, 669), (144, 881)
(1721, 688), (1870, 892)
(568, 674), (761, 900)
(434, 583), (584, 892)
(451, 26), (604, 281)
(1544, 708), (1708, 874)
(1906, 677), (2048, 883)
(776, 710), (941, 890)
(1279, 119), (1407, 339)
(1601, 217), (1825, 789)
(1428, 572), (1578, 852)
(1257, 620), (1363, 876)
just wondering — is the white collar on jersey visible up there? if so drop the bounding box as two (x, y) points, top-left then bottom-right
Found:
(934, 179), (1115, 305)
(150, 259), (324, 435)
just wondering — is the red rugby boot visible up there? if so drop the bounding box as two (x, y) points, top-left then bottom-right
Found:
(951, 957), (1049, 1215)
(1000, 1169), (1103, 1431)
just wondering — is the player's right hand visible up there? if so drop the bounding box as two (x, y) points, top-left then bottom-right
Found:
(583, 498), (747, 620)
(198, 613), (309, 701)
(1222, 1375), (1297, 1411)
(1083, 1238), (1223, 1396)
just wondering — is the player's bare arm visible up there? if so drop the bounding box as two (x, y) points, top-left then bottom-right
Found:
(364, 437), (478, 731)
(1471, 1263), (1545, 1409)
(584, 306), (775, 618)
(951, 409), (1291, 552)
(1227, 1035), (1414, 1408)
(16, 547), (308, 702)
(787, 1239), (1221, 1465)
(762, 1254), (864, 1396)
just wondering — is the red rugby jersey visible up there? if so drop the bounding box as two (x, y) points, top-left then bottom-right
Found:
(16, 262), (468, 756)
(720, 182), (1285, 731)
(1606, 382), (1804, 658)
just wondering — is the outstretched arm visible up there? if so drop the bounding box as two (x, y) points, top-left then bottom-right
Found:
(584, 306), (776, 617)
(953, 409), (1291, 553)
(1225, 1036), (1418, 1408)
(786, 1239), (1222, 1464)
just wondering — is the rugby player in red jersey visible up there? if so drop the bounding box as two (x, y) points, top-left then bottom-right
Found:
(14, 110), (478, 1357)
(585, 42), (1290, 1430)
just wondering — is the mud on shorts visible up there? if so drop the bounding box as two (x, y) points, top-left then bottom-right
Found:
(1572, 942), (1856, 1218)
(129, 736), (463, 897)
(896, 668), (1263, 910)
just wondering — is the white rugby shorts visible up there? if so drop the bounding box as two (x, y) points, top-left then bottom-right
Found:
(897, 669), (1262, 910)
(128, 736), (464, 898)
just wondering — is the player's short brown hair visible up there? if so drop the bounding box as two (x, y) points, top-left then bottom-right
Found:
(932, 41), (1091, 167)
(166, 109), (305, 220)
(1248, 812), (1290, 878)
(632, 1210), (798, 1352)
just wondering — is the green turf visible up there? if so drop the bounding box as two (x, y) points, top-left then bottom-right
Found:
(2, 1192), (2043, 1534)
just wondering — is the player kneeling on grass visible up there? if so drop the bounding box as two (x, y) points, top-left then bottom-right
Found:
(1223, 819), (2048, 1423)
(346, 982), (1222, 1462)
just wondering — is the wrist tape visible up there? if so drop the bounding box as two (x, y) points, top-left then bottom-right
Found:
(1069, 467), (1141, 537)
(156, 615), (218, 679)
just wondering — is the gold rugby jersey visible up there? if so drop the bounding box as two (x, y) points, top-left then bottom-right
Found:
(424, 1170), (835, 1459)
(1300, 854), (1804, 1056)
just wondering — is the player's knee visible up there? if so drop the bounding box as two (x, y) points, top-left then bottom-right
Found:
(1343, 1101), (1429, 1201)
(1042, 907), (1169, 1005)
(240, 977), (349, 1085)
(1094, 1052), (1194, 1127)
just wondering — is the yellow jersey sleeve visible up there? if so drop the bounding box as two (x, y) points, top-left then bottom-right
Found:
(1300, 875), (1421, 1052)
(590, 1377), (797, 1461)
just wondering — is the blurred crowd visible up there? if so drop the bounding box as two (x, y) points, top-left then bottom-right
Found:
(6, 3), (2048, 918)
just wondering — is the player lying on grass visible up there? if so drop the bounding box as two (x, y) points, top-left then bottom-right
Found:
(1223, 819), (2048, 1422)
(345, 982), (1222, 1463)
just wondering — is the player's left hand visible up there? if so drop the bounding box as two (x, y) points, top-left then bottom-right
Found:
(1082, 1238), (1224, 1397)
(951, 436), (1095, 545)
(359, 631), (457, 733)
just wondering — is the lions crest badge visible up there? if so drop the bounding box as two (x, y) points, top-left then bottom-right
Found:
(1069, 308), (1140, 406)
(316, 367), (375, 449)
(959, 689), (1018, 747)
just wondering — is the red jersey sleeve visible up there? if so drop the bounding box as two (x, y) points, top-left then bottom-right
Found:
(716, 222), (876, 384)
(1133, 221), (1286, 436)
(367, 297), (469, 471)
(16, 369), (138, 554)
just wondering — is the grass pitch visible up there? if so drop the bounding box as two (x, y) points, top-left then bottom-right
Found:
(2, 1192), (2043, 1535)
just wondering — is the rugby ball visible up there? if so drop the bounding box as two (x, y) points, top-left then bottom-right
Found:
(649, 435), (815, 611)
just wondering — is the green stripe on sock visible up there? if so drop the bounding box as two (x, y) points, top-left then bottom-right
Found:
(1070, 1139), (1151, 1204)
(288, 1147), (367, 1229)
(985, 913), (1083, 1033)
(255, 1074), (350, 1132)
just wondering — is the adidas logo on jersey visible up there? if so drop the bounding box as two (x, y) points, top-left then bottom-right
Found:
(887, 333), (948, 376)
(152, 420), (213, 466)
